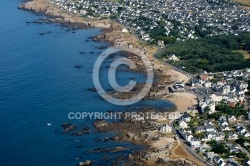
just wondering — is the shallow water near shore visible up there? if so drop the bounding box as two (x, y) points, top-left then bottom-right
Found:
(0, 0), (175, 165)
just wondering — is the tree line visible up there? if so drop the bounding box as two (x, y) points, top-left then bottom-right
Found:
(159, 32), (250, 73)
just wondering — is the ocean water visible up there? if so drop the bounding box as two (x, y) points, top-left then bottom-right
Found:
(0, 0), (175, 165)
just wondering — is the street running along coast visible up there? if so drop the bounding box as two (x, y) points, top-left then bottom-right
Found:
(18, 0), (201, 165)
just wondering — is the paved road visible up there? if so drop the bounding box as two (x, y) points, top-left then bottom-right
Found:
(238, 144), (250, 159)
(170, 120), (213, 166)
(112, 20), (194, 79)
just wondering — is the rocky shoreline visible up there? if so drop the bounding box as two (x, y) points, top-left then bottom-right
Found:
(18, 0), (199, 165)
(18, 0), (112, 29)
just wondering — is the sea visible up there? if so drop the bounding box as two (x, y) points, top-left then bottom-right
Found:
(0, 0), (175, 165)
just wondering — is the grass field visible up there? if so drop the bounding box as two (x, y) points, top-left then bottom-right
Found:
(233, 0), (250, 8)
(233, 0), (250, 4)
(237, 50), (250, 59)
(171, 145), (203, 166)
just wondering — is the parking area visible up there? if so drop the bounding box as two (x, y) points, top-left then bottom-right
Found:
(189, 87), (212, 98)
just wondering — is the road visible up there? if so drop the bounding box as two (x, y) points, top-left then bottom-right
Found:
(151, 48), (194, 78)
(144, 31), (208, 165)
(170, 120), (213, 166)
(135, 28), (209, 165)
(113, 20), (209, 164)
(113, 19), (194, 79)
(238, 144), (250, 159)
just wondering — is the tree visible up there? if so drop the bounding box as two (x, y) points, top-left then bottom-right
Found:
(235, 137), (246, 145)
(159, 32), (250, 74)
(236, 152), (247, 159)
(204, 106), (211, 114)
(207, 140), (217, 146)
(197, 59), (209, 68)
(224, 134), (229, 141)
(212, 143), (229, 154)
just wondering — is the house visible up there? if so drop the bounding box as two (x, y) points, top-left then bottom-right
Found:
(186, 107), (198, 116)
(80, 10), (87, 15)
(206, 151), (215, 161)
(172, 82), (185, 92)
(229, 144), (240, 153)
(181, 113), (191, 122)
(204, 120), (214, 126)
(213, 155), (225, 166)
(226, 142), (233, 148)
(227, 115), (237, 122)
(178, 120), (188, 128)
(228, 132), (239, 140)
(205, 125), (216, 132)
(178, 128), (186, 137)
(181, 132), (193, 142)
(243, 159), (250, 166)
(174, 82), (184, 87)
(244, 132), (250, 137)
(199, 97), (215, 114)
(215, 132), (225, 141)
(190, 138), (201, 148)
(199, 74), (209, 85)
(157, 40), (164, 47)
(168, 54), (179, 61)
(207, 132), (217, 139)
(185, 133), (194, 142)
(226, 92), (239, 103)
(122, 28), (129, 33)
(248, 111), (250, 121)
(159, 124), (172, 132)
(218, 116), (227, 122)
(220, 125), (231, 131)
(228, 102), (236, 108)
(237, 125), (247, 135)
(236, 81), (248, 89)
(219, 121), (229, 126)
(128, 44), (134, 48)
(227, 161), (239, 166)
(185, 129), (192, 134)
(210, 93), (223, 103)
(222, 84), (231, 95)
(191, 77), (200, 87)
(200, 143), (211, 152)
(204, 81), (212, 88)
(244, 142), (250, 147)
(179, 128), (185, 133)
(195, 126), (205, 133)
(236, 124), (245, 130)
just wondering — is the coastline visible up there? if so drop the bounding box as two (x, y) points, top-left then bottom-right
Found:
(18, 0), (112, 29)
(18, 0), (199, 165)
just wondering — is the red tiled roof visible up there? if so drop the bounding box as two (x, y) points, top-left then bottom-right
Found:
(200, 74), (208, 81)
(228, 102), (236, 108)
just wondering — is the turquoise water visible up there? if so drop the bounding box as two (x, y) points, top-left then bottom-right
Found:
(0, 0), (175, 165)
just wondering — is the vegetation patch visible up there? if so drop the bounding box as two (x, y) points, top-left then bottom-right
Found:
(233, 0), (250, 4)
(235, 50), (250, 59)
(159, 33), (250, 74)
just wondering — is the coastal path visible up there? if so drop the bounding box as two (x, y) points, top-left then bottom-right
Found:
(170, 119), (213, 166)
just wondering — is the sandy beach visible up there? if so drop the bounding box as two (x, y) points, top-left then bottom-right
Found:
(19, 0), (199, 165)
(166, 93), (197, 113)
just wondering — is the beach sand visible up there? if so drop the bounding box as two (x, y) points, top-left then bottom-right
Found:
(167, 93), (197, 113)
